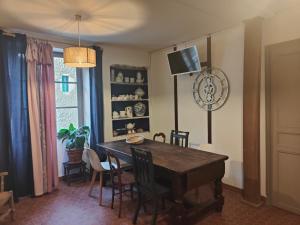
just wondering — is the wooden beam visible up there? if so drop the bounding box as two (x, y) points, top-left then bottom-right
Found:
(207, 36), (212, 144)
(242, 17), (263, 206)
(174, 75), (178, 131)
(173, 46), (179, 132)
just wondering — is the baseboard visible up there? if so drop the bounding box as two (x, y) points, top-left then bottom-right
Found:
(223, 183), (242, 193)
(223, 183), (266, 207)
(241, 198), (264, 207)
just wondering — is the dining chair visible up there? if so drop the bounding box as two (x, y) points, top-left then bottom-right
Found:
(153, 132), (166, 143)
(85, 148), (110, 206)
(0, 172), (15, 222)
(170, 130), (190, 148)
(106, 151), (135, 218)
(85, 148), (131, 206)
(131, 147), (170, 225)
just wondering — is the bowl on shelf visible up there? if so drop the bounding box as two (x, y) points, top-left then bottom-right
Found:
(126, 134), (145, 145)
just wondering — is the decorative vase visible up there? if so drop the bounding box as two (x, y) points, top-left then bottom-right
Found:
(67, 149), (83, 164)
(125, 106), (133, 118)
(136, 72), (144, 83)
(135, 87), (145, 99)
(134, 102), (146, 117)
(115, 72), (124, 83)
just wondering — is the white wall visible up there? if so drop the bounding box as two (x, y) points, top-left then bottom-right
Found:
(211, 26), (244, 188)
(149, 25), (245, 189)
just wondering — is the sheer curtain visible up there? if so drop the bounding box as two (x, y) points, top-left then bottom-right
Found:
(26, 39), (58, 196)
(0, 31), (33, 199)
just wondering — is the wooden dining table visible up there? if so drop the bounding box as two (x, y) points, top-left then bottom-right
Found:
(98, 139), (228, 224)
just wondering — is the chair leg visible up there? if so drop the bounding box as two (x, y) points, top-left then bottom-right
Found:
(151, 199), (159, 225)
(111, 185), (115, 209)
(10, 192), (15, 221)
(130, 184), (134, 200)
(99, 172), (103, 206)
(133, 192), (142, 224)
(88, 170), (97, 197)
(118, 185), (122, 218)
(142, 194), (147, 213)
(161, 197), (166, 210)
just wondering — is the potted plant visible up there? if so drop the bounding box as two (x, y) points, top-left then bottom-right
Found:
(57, 123), (90, 164)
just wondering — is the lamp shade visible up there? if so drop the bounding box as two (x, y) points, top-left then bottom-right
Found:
(63, 47), (96, 68)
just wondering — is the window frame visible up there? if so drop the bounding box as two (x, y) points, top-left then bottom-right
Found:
(53, 51), (84, 128)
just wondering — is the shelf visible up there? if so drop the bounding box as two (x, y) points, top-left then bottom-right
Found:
(112, 116), (149, 121)
(111, 64), (147, 71)
(112, 99), (149, 102)
(110, 64), (150, 138)
(113, 131), (150, 137)
(111, 82), (148, 86)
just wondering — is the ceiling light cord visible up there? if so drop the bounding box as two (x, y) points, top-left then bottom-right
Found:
(75, 14), (81, 47)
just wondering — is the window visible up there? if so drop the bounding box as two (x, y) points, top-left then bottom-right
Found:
(54, 52), (83, 130)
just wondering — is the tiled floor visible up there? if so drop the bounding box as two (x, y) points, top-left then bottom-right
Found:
(2, 181), (300, 225)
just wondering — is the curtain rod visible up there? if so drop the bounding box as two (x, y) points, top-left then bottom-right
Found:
(2, 29), (102, 49)
(2, 31), (15, 37)
(2, 30), (76, 47)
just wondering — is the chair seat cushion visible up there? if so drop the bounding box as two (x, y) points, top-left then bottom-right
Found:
(113, 172), (135, 185)
(0, 192), (12, 206)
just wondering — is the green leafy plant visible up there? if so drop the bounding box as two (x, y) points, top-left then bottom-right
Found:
(57, 123), (90, 150)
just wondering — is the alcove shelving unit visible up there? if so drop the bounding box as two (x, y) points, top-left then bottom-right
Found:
(110, 64), (150, 137)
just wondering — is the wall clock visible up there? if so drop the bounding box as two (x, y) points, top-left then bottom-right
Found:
(193, 67), (229, 111)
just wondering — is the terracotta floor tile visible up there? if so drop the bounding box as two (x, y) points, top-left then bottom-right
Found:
(1, 181), (300, 225)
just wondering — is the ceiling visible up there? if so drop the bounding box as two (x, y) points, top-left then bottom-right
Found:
(0, 0), (299, 50)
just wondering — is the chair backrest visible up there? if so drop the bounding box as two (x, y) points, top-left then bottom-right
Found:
(84, 148), (102, 171)
(170, 130), (190, 148)
(0, 172), (8, 192)
(153, 132), (166, 143)
(106, 151), (122, 185)
(131, 147), (155, 193)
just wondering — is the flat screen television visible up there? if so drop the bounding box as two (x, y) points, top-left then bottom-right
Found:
(167, 46), (201, 76)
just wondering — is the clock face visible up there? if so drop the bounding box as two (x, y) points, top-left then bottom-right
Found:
(193, 68), (229, 111)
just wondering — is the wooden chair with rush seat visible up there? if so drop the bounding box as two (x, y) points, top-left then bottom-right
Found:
(85, 148), (131, 206)
(0, 172), (15, 222)
(153, 132), (166, 143)
(106, 151), (135, 218)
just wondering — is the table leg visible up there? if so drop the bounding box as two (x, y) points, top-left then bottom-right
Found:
(63, 166), (66, 181)
(170, 175), (186, 225)
(214, 177), (224, 212)
(67, 167), (71, 186)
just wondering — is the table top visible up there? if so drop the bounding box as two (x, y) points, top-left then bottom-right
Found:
(98, 139), (228, 175)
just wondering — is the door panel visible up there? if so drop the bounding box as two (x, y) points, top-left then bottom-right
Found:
(268, 39), (300, 215)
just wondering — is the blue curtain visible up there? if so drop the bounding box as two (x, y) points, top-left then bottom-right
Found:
(89, 46), (106, 161)
(0, 31), (33, 199)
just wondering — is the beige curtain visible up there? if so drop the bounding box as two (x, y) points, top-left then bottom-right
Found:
(26, 39), (58, 196)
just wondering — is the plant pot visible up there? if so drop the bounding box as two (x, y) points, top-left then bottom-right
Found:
(67, 148), (83, 164)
